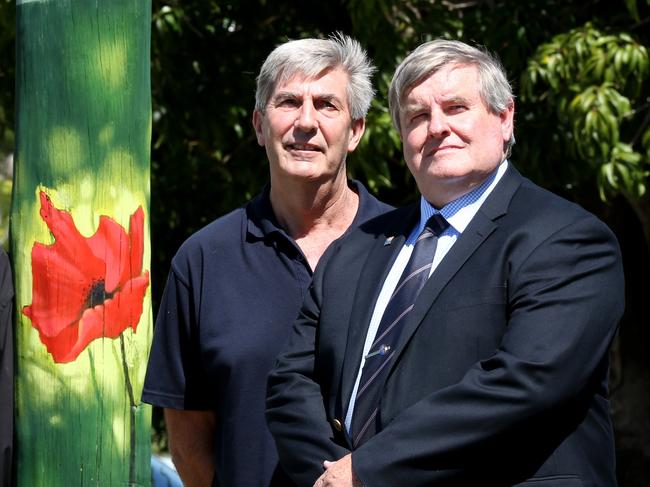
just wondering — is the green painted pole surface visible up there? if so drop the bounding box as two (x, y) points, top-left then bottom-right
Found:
(11, 1), (152, 485)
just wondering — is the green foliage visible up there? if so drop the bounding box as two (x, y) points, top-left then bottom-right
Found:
(624, 0), (650, 21)
(522, 22), (650, 200)
(0, 0), (14, 158)
(0, 1), (15, 249)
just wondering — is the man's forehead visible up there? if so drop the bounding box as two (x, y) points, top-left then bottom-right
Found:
(272, 67), (349, 96)
(403, 65), (479, 103)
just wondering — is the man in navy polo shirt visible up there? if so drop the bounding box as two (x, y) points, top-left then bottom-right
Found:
(142, 33), (391, 487)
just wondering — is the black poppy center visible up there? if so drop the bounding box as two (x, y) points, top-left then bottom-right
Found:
(85, 280), (114, 309)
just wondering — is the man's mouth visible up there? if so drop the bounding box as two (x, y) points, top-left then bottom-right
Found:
(435, 144), (461, 152)
(426, 144), (462, 156)
(286, 143), (322, 152)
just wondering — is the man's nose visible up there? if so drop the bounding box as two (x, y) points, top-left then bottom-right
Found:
(427, 111), (449, 138)
(295, 101), (318, 131)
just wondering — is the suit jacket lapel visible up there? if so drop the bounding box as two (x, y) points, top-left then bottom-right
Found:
(388, 165), (524, 371)
(338, 204), (419, 416)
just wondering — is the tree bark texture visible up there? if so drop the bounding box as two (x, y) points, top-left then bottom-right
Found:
(11, 1), (152, 485)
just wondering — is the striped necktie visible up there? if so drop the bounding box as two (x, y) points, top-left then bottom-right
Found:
(351, 213), (449, 447)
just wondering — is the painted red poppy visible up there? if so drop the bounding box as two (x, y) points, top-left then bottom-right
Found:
(23, 192), (149, 363)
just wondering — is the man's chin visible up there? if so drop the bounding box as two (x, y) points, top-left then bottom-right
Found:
(416, 173), (475, 205)
(282, 167), (329, 183)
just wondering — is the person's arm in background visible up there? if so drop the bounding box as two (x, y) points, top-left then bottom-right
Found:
(0, 249), (14, 487)
(165, 408), (216, 487)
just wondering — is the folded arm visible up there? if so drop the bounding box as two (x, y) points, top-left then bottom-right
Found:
(267, 250), (350, 487)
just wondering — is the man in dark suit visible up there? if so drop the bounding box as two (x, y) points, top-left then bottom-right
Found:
(266, 39), (625, 486)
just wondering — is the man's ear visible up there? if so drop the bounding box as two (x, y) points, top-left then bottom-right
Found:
(347, 117), (366, 152)
(500, 100), (515, 143)
(252, 110), (265, 147)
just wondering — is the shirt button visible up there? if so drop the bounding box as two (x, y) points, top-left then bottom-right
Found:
(332, 418), (343, 432)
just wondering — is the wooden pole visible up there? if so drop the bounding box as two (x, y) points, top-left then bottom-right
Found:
(11, 1), (152, 485)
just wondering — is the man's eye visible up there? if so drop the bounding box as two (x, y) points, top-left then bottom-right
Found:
(315, 100), (337, 110)
(277, 98), (300, 108)
(448, 105), (467, 113)
(410, 113), (428, 123)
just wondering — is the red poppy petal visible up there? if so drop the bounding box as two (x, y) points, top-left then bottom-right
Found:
(97, 272), (149, 336)
(38, 192), (99, 268)
(23, 242), (102, 337)
(35, 272), (150, 364)
(36, 320), (83, 363)
(88, 215), (130, 292)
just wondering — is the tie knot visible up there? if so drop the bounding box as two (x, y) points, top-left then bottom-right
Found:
(424, 213), (449, 237)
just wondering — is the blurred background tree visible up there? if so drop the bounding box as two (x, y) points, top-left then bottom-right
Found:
(1, 0), (648, 484)
(0, 0), (15, 248)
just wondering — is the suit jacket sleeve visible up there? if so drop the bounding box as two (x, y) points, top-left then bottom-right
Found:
(266, 244), (350, 487)
(351, 213), (624, 485)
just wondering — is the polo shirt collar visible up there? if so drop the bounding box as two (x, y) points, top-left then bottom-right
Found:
(246, 184), (284, 241)
(345, 180), (380, 236)
(246, 179), (374, 241)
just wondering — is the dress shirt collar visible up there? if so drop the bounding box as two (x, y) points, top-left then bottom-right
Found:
(414, 160), (509, 238)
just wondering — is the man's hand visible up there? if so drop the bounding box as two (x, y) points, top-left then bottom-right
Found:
(313, 454), (362, 487)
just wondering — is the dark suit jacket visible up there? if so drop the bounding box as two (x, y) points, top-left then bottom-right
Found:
(266, 165), (625, 487)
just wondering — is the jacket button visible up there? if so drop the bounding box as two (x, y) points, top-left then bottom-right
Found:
(332, 419), (343, 432)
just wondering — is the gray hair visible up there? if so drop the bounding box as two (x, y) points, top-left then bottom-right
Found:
(255, 33), (375, 120)
(389, 39), (515, 155)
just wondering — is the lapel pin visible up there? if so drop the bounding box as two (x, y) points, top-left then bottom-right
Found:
(365, 344), (391, 359)
(384, 236), (394, 246)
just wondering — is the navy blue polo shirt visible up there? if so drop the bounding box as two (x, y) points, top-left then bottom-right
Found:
(142, 181), (391, 487)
